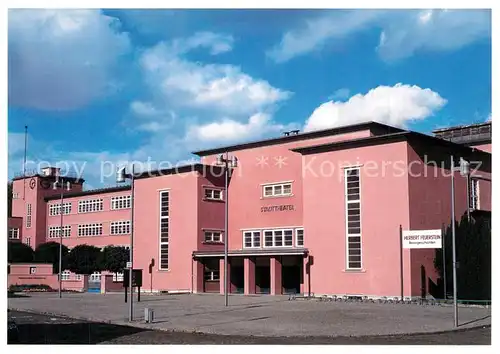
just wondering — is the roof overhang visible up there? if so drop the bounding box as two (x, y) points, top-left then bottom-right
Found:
(192, 248), (308, 258)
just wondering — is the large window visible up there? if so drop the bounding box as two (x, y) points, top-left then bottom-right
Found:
(204, 231), (222, 243)
(26, 203), (32, 228)
(78, 199), (103, 213)
(110, 221), (131, 235)
(9, 228), (19, 240)
(204, 188), (223, 201)
(243, 231), (261, 248)
(61, 270), (71, 281)
(263, 229), (293, 247)
(49, 202), (72, 216)
(78, 223), (103, 237)
(470, 179), (480, 210)
(345, 168), (362, 270)
(111, 195), (131, 210)
(262, 182), (292, 198)
(159, 191), (169, 270)
(48, 225), (71, 238)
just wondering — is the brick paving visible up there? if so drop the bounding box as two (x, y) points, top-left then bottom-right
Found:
(8, 292), (491, 338)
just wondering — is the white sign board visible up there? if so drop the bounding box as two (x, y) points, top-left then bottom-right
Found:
(402, 229), (442, 249)
(126, 261), (132, 269)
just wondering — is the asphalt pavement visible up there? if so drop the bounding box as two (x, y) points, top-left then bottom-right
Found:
(8, 310), (491, 344)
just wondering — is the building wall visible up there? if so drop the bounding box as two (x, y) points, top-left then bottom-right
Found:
(134, 171), (200, 292)
(197, 173), (225, 252)
(44, 190), (132, 249)
(469, 143), (491, 153)
(200, 130), (373, 251)
(301, 141), (411, 297)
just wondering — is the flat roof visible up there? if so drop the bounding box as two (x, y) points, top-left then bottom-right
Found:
(192, 121), (405, 157)
(291, 130), (491, 169)
(432, 121), (491, 133)
(45, 185), (131, 201)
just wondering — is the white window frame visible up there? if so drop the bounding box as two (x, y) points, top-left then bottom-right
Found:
(110, 220), (131, 235)
(111, 195), (132, 210)
(78, 223), (103, 237)
(61, 270), (71, 281)
(89, 272), (101, 282)
(296, 228), (304, 247)
(30, 266), (36, 274)
(77, 199), (103, 214)
(204, 188), (223, 201)
(48, 225), (71, 238)
(159, 190), (170, 270)
(345, 167), (362, 270)
(12, 192), (19, 199)
(243, 231), (261, 248)
(470, 179), (481, 210)
(204, 230), (222, 243)
(262, 228), (294, 248)
(26, 203), (32, 228)
(49, 202), (72, 216)
(262, 182), (293, 198)
(9, 228), (20, 240)
(113, 272), (124, 282)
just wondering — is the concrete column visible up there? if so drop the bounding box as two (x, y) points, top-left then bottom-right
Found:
(219, 258), (231, 294)
(244, 257), (256, 295)
(270, 256), (282, 295)
(100, 274), (107, 294)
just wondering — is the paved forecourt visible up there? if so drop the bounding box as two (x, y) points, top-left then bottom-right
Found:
(8, 293), (491, 338)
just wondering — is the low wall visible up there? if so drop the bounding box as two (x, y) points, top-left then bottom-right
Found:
(8, 274), (59, 289)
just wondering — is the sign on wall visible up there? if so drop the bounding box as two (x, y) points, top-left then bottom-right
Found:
(402, 229), (442, 249)
(261, 204), (295, 212)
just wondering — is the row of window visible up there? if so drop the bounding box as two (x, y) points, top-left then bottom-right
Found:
(49, 202), (72, 216)
(243, 228), (304, 248)
(159, 191), (170, 270)
(48, 221), (131, 238)
(60, 271), (122, 282)
(204, 182), (293, 202)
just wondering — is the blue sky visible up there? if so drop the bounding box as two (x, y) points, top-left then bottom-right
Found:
(8, 9), (491, 189)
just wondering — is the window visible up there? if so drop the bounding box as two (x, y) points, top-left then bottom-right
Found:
(48, 225), (71, 238)
(25, 237), (31, 247)
(345, 168), (362, 270)
(61, 270), (71, 281)
(296, 229), (304, 247)
(8, 228), (19, 240)
(113, 272), (124, 282)
(75, 274), (82, 281)
(470, 179), (480, 210)
(49, 202), (72, 216)
(12, 192), (19, 199)
(89, 272), (101, 282)
(30, 267), (36, 274)
(204, 259), (220, 281)
(204, 188), (223, 200)
(204, 231), (222, 243)
(159, 191), (169, 270)
(263, 229), (293, 247)
(243, 231), (261, 248)
(111, 195), (132, 210)
(78, 223), (103, 237)
(26, 203), (32, 228)
(262, 182), (292, 198)
(78, 199), (103, 213)
(110, 221), (131, 235)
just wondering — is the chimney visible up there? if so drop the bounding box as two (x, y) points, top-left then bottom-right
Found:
(40, 167), (61, 177)
(290, 130), (300, 135)
(282, 131), (290, 137)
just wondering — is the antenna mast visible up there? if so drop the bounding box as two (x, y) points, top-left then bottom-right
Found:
(23, 125), (28, 200)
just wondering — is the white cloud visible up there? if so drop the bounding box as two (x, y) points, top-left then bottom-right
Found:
(268, 9), (490, 63)
(8, 9), (130, 110)
(140, 39), (291, 116)
(185, 113), (288, 143)
(329, 88), (351, 101)
(304, 83), (447, 132)
(176, 31), (234, 55)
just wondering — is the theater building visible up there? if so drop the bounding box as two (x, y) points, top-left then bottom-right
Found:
(8, 121), (491, 299)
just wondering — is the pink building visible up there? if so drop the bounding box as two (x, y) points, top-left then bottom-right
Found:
(8, 121), (491, 299)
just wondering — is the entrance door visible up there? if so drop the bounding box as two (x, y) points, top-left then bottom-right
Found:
(203, 258), (220, 293)
(88, 272), (101, 293)
(230, 257), (244, 294)
(282, 256), (302, 294)
(255, 257), (270, 294)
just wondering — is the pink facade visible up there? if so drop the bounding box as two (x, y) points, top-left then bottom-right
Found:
(8, 122), (491, 299)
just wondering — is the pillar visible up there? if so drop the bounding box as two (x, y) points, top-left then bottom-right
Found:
(270, 256), (282, 295)
(219, 258), (230, 294)
(193, 259), (204, 293)
(244, 257), (256, 295)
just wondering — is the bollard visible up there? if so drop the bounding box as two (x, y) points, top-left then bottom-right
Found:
(144, 308), (154, 323)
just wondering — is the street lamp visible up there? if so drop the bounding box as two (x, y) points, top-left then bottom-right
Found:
(53, 177), (71, 299)
(215, 153), (238, 307)
(450, 156), (470, 328)
(116, 164), (135, 322)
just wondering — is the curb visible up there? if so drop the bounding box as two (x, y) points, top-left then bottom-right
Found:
(8, 307), (491, 339)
